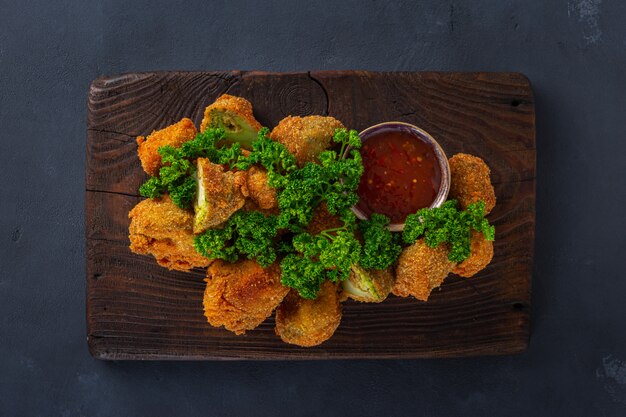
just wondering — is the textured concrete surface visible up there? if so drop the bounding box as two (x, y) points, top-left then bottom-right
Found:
(1, 0), (625, 416)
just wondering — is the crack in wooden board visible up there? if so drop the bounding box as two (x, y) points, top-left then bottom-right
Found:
(85, 71), (535, 360)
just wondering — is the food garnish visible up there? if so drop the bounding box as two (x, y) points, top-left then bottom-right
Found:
(280, 218), (362, 299)
(358, 213), (402, 270)
(194, 211), (280, 268)
(275, 128), (363, 231)
(139, 128), (243, 209)
(403, 200), (495, 263)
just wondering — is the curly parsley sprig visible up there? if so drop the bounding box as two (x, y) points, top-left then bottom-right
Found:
(276, 128), (364, 231)
(233, 128), (298, 188)
(139, 128), (243, 209)
(139, 128), (295, 209)
(403, 200), (495, 262)
(358, 214), (403, 270)
(193, 211), (280, 268)
(280, 219), (362, 299)
(279, 210), (404, 299)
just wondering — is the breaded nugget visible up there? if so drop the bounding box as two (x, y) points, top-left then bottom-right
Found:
(306, 203), (343, 235)
(200, 94), (262, 149)
(392, 239), (455, 301)
(341, 265), (395, 303)
(241, 199), (280, 217)
(128, 195), (211, 271)
(193, 158), (248, 234)
(246, 165), (277, 210)
(275, 281), (342, 347)
(136, 118), (197, 176)
(270, 116), (345, 166)
(448, 153), (496, 214)
(203, 260), (289, 335)
(452, 231), (494, 278)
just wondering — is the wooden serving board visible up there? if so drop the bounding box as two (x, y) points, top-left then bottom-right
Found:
(86, 71), (535, 360)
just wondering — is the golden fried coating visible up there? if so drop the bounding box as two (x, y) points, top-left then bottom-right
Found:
(200, 94), (262, 149)
(128, 195), (211, 271)
(241, 199), (280, 217)
(246, 166), (277, 210)
(452, 231), (494, 278)
(270, 116), (345, 166)
(193, 158), (248, 234)
(341, 266), (395, 303)
(392, 239), (455, 301)
(448, 153), (496, 214)
(306, 203), (343, 235)
(136, 118), (197, 176)
(203, 260), (289, 335)
(275, 281), (342, 347)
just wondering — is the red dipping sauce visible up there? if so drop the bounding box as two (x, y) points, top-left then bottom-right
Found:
(356, 125), (442, 224)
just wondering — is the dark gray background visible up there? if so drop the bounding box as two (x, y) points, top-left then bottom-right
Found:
(1, 0), (625, 416)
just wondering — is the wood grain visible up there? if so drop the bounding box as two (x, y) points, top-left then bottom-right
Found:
(86, 71), (535, 360)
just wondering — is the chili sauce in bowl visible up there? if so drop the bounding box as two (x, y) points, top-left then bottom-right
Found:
(350, 122), (450, 231)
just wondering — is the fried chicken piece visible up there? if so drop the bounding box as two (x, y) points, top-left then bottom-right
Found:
(306, 203), (343, 235)
(200, 94), (262, 149)
(448, 153), (496, 214)
(193, 158), (248, 234)
(203, 260), (289, 335)
(452, 231), (494, 277)
(392, 239), (455, 301)
(270, 116), (345, 166)
(136, 118), (197, 176)
(275, 281), (342, 347)
(128, 195), (211, 271)
(246, 166), (277, 210)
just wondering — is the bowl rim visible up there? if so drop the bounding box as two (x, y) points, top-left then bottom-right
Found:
(346, 121), (451, 231)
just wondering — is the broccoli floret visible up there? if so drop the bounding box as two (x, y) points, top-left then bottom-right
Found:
(207, 110), (259, 149)
(342, 264), (394, 303)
